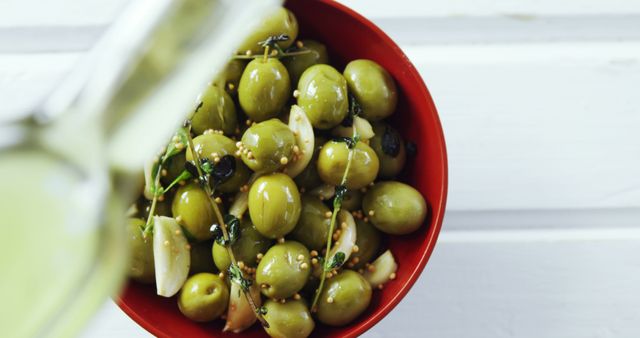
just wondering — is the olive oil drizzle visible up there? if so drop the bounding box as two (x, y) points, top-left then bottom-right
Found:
(183, 120), (270, 328)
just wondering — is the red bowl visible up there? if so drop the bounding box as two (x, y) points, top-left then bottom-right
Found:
(117, 0), (447, 337)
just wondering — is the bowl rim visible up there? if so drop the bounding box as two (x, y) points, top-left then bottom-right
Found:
(117, 1), (448, 337)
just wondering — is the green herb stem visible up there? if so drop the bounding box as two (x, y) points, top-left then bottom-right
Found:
(142, 161), (163, 239)
(232, 49), (311, 60)
(184, 122), (269, 328)
(311, 124), (358, 311)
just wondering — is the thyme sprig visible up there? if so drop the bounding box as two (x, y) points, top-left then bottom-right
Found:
(232, 34), (311, 60)
(183, 120), (269, 328)
(311, 96), (362, 311)
(142, 128), (191, 238)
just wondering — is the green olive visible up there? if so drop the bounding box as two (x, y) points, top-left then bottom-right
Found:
(343, 59), (397, 121)
(172, 183), (215, 241)
(238, 58), (291, 122)
(317, 140), (379, 189)
(221, 59), (247, 96)
(191, 85), (238, 135)
(190, 241), (216, 275)
(256, 241), (311, 299)
(293, 136), (326, 190)
(136, 195), (172, 219)
(240, 119), (295, 173)
(289, 195), (331, 251)
(263, 299), (315, 338)
(127, 218), (154, 283)
(362, 181), (427, 235)
(341, 189), (363, 211)
(316, 270), (372, 326)
(297, 64), (348, 129)
(160, 151), (186, 187)
(186, 133), (251, 193)
(282, 39), (329, 88)
(369, 122), (406, 178)
(350, 219), (381, 269)
(249, 173), (301, 238)
(212, 217), (273, 271)
(236, 8), (298, 54)
(178, 273), (229, 322)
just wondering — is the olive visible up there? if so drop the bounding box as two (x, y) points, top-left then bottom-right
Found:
(221, 59), (247, 96)
(256, 241), (311, 299)
(190, 241), (216, 274)
(186, 133), (251, 193)
(160, 151), (186, 187)
(317, 140), (379, 189)
(362, 181), (427, 235)
(282, 39), (329, 88)
(212, 217), (273, 271)
(316, 270), (372, 326)
(297, 64), (348, 129)
(289, 195), (331, 251)
(350, 219), (381, 269)
(178, 273), (229, 322)
(369, 122), (406, 178)
(172, 183), (215, 241)
(240, 119), (295, 173)
(263, 299), (315, 338)
(293, 136), (326, 190)
(238, 58), (291, 122)
(249, 173), (301, 238)
(127, 218), (154, 283)
(343, 59), (397, 121)
(191, 85), (238, 135)
(341, 189), (363, 212)
(136, 195), (172, 219)
(236, 8), (298, 54)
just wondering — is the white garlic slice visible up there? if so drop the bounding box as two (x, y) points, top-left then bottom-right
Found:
(363, 250), (398, 288)
(327, 210), (357, 269)
(286, 105), (315, 178)
(223, 282), (261, 333)
(331, 116), (375, 140)
(228, 173), (260, 218)
(153, 216), (190, 297)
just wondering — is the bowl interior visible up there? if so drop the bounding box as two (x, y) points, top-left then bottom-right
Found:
(117, 1), (447, 337)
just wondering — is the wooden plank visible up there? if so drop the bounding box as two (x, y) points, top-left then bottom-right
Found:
(373, 15), (640, 45)
(365, 232), (640, 338)
(80, 229), (640, 338)
(337, 0), (640, 18)
(405, 42), (640, 211)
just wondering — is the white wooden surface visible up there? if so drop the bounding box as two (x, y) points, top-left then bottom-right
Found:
(2, 0), (640, 337)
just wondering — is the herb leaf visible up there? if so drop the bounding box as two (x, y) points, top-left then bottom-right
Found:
(225, 214), (241, 245)
(333, 137), (357, 149)
(162, 128), (189, 161)
(149, 161), (161, 194)
(210, 223), (226, 246)
(324, 252), (346, 271)
(160, 169), (192, 194)
(258, 306), (268, 315)
(381, 126), (402, 157)
(228, 264), (253, 291)
(259, 34), (290, 48)
(348, 93), (362, 118)
(333, 185), (347, 209)
(211, 155), (236, 186)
